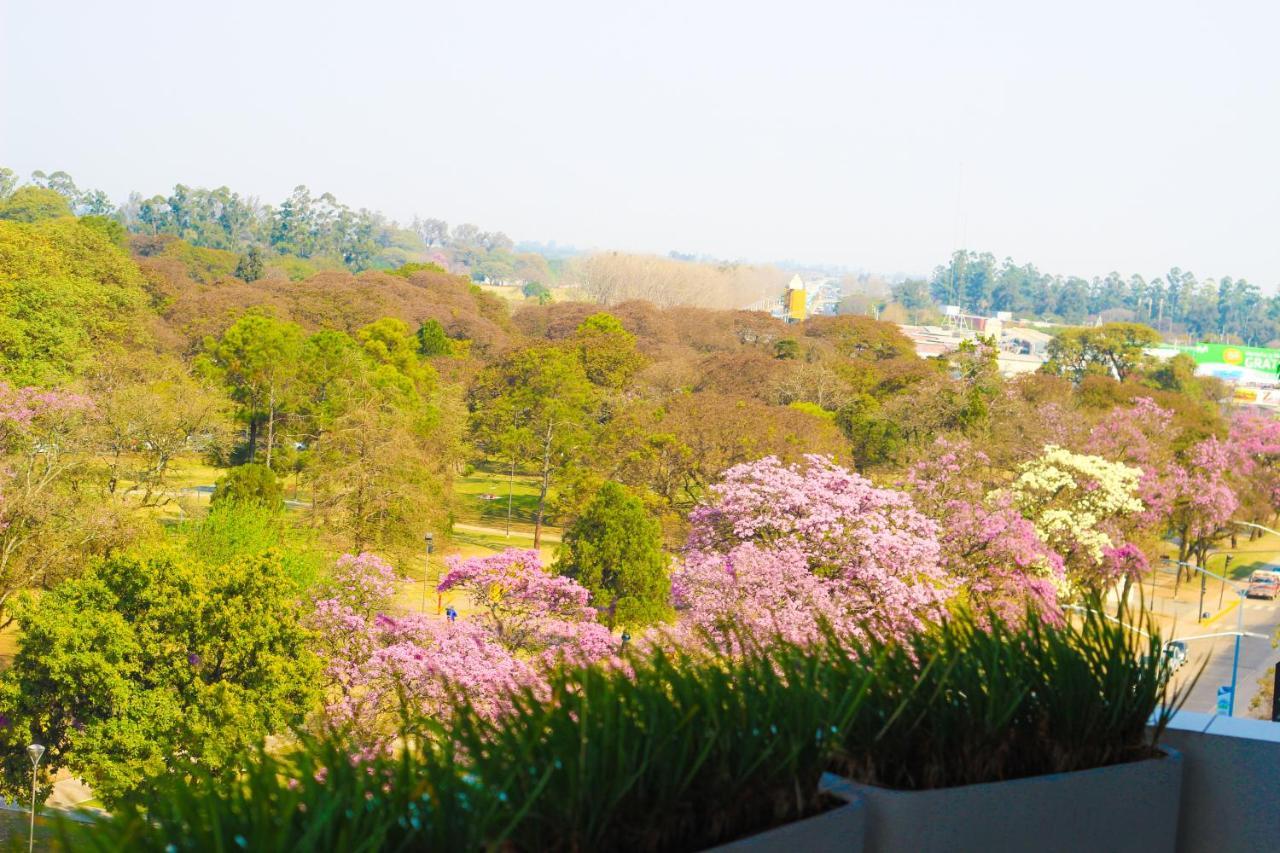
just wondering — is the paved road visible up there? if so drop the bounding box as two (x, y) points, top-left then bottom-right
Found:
(1174, 594), (1280, 717)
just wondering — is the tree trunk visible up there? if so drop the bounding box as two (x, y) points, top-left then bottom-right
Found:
(265, 385), (276, 469)
(533, 421), (553, 550)
(247, 416), (260, 463)
(506, 454), (516, 538)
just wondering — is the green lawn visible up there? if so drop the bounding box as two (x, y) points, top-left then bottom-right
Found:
(454, 466), (556, 532)
(1202, 531), (1280, 581)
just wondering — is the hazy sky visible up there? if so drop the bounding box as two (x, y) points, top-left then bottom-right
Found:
(4, 0), (1279, 283)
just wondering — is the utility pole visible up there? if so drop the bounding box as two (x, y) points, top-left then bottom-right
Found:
(1199, 568), (1207, 623)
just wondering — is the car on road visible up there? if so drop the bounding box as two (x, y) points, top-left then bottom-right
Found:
(1163, 641), (1188, 671)
(1246, 570), (1280, 600)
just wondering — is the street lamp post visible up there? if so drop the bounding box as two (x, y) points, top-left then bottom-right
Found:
(1230, 587), (1244, 715)
(26, 743), (44, 853)
(422, 532), (435, 613)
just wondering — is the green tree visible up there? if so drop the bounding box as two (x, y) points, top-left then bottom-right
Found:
(202, 313), (304, 465)
(836, 394), (902, 468)
(0, 551), (319, 807)
(0, 186), (73, 222)
(774, 338), (800, 360)
(357, 317), (436, 395)
(389, 261), (446, 278)
(91, 354), (231, 504)
(0, 218), (148, 384)
(522, 280), (552, 303)
(555, 481), (671, 627)
(235, 245), (265, 281)
(469, 346), (598, 547)
(1046, 323), (1161, 383)
(0, 385), (134, 628)
(573, 313), (645, 389)
(307, 394), (451, 555)
(212, 463), (284, 511)
(416, 318), (453, 357)
(77, 215), (127, 247)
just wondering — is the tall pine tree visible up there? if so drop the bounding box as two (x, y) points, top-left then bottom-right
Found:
(555, 481), (670, 628)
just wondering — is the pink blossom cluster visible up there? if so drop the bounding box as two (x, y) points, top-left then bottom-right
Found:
(1086, 397), (1178, 525)
(904, 437), (991, 514)
(309, 550), (617, 744)
(436, 549), (600, 652)
(1168, 437), (1240, 541)
(678, 455), (951, 641)
(934, 495), (1065, 624)
(673, 542), (868, 645)
(1228, 412), (1280, 512)
(0, 383), (92, 429)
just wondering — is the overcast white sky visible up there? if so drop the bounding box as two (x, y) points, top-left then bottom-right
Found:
(3, 0), (1278, 283)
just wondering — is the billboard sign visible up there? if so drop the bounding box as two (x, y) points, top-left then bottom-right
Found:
(1148, 343), (1280, 386)
(1231, 387), (1280, 409)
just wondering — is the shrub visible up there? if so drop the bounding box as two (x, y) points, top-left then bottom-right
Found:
(211, 463), (284, 511)
(453, 634), (871, 852)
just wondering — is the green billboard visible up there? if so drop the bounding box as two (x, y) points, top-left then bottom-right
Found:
(1148, 342), (1280, 386)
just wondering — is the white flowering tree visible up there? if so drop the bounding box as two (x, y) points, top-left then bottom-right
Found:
(1009, 445), (1146, 593)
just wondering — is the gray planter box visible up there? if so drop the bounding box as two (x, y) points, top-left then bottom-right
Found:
(704, 777), (866, 852)
(846, 746), (1182, 853)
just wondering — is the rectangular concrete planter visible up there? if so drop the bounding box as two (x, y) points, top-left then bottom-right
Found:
(703, 776), (866, 852)
(846, 746), (1182, 853)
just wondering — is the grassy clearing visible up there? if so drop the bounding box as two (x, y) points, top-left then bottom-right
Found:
(1204, 531), (1280, 580)
(453, 466), (556, 532)
(475, 284), (584, 304)
(386, 526), (558, 618)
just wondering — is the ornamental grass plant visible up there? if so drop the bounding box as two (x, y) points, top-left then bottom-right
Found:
(67, 601), (1181, 851)
(452, 633), (875, 852)
(825, 602), (1187, 790)
(57, 730), (521, 853)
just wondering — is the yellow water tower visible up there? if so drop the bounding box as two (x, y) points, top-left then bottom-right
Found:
(786, 274), (806, 322)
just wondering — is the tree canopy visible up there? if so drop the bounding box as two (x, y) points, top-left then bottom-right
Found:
(0, 550), (319, 807)
(555, 481), (671, 627)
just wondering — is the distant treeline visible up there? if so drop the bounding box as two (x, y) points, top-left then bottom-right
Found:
(892, 249), (1278, 345)
(0, 166), (554, 284)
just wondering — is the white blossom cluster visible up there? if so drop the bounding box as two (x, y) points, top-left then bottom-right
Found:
(1009, 445), (1145, 563)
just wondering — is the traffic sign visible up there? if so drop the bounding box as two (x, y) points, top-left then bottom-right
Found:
(1217, 686), (1233, 715)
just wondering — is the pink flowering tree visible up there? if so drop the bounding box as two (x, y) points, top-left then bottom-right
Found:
(673, 543), (865, 646)
(903, 437), (993, 514)
(1085, 397), (1180, 530)
(905, 439), (1065, 622)
(309, 554), (538, 742)
(0, 383), (125, 627)
(309, 550), (617, 747)
(1166, 437), (1240, 591)
(1227, 412), (1280, 539)
(933, 495), (1066, 624)
(435, 549), (614, 659)
(674, 455), (950, 643)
